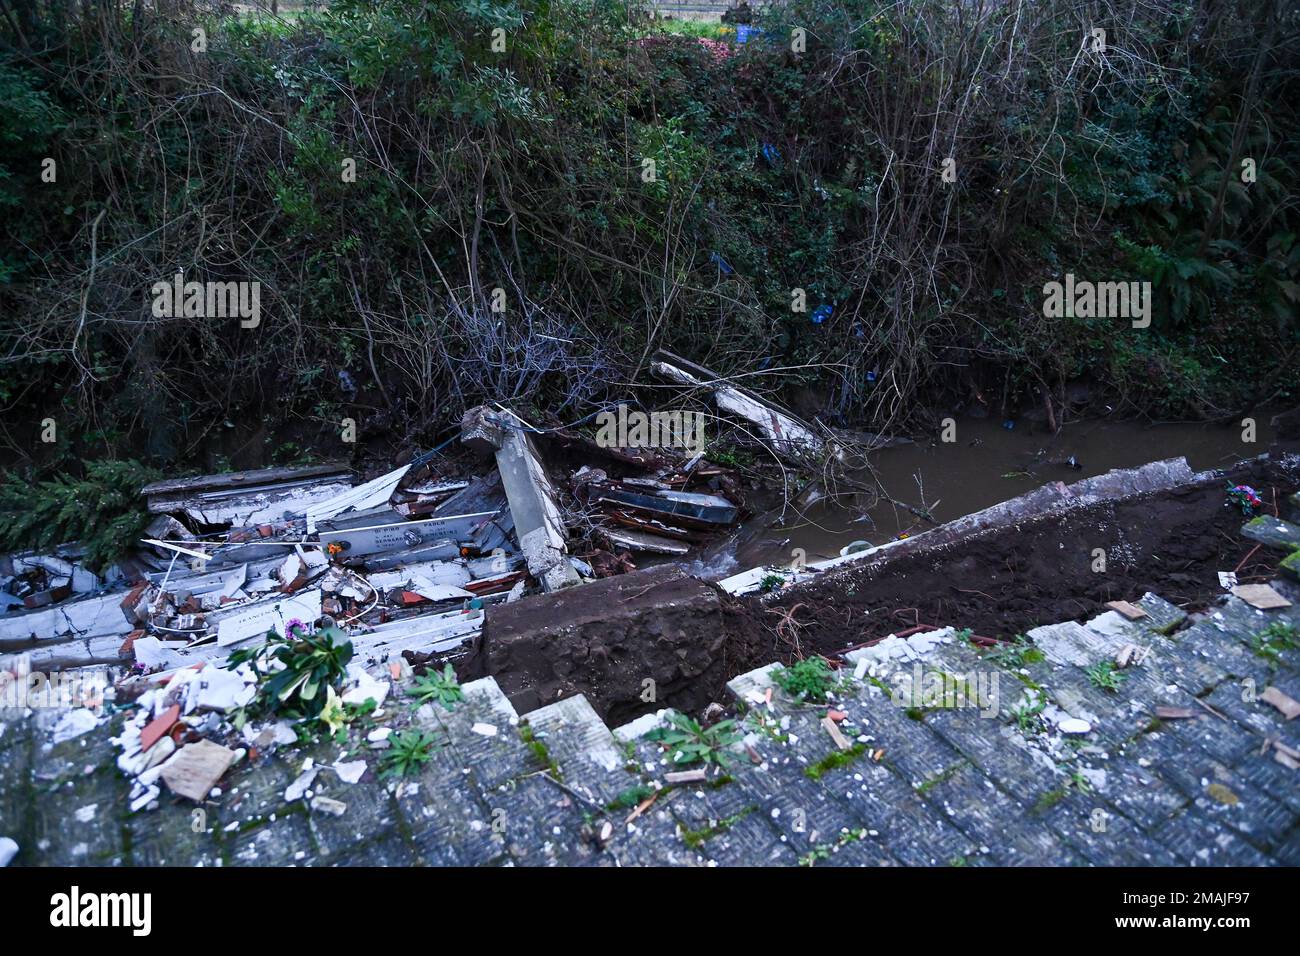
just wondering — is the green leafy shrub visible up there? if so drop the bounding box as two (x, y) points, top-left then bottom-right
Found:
(1250, 621), (1298, 664)
(1084, 660), (1127, 693)
(380, 729), (440, 779)
(226, 623), (354, 721)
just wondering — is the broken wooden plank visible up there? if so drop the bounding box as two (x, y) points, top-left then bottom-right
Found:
(1230, 583), (1292, 609)
(1106, 600), (1148, 620)
(821, 715), (852, 751)
(1260, 686), (1300, 720)
(664, 769), (708, 785)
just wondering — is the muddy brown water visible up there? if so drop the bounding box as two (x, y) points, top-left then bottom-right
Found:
(727, 416), (1276, 574)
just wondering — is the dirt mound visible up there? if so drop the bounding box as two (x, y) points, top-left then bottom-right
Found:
(460, 565), (769, 724)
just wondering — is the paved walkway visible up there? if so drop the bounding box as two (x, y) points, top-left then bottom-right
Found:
(3, 564), (1297, 866)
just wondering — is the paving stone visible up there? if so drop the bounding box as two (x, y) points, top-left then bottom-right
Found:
(490, 774), (606, 866)
(325, 827), (419, 867)
(126, 799), (225, 867)
(33, 715), (119, 785)
(1152, 807), (1273, 866)
(0, 718), (33, 859)
(422, 682), (535, 792)
(921, 706), (1066, 806)
(666, 781), (796, 866)
(305, 776), (401, 862)
(398, 763), (505, 867)
(228, 811), (317, 866)
(1134, 592), (1189, 635)
(1035, 790), (1180, 866)
(804, 750), (977, 866)
(30, 767), (128, 866)
(1123, 738), (1294, 853)
(1241, 515), (1300, 550)
(735, 765), (901, 867)
(1273, 825), (1300, 866)
(915, 763), (1081, 866)
(1092, 744), (1190, 832)
(521, 694), (631, 803)
(607, 799), (708, 867)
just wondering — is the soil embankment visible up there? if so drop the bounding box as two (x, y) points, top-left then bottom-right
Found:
(466, 449), (1299, 723)
(743, 453), (1300, 660)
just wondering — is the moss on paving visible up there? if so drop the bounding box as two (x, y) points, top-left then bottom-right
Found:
(805, 743), (867, 781)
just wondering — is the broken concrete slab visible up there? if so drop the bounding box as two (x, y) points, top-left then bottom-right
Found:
(349, 606), (484, 659)
(1241, 515), (1300, 551)
(214, 589), (323, 647)
(721, 457), (1209, 596)
(595, 487), (737, 526)
(0, 592), (134, 643)
(143, 464), (355, 527)
(652, 350), (830, 461)
(316, 511), (495, 560)
(463, 407), (580, 593)
(304, 465), (411, 534)
(604, 527), (691, 556)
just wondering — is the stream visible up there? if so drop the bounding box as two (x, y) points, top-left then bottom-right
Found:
(709, 415), (1277, 578)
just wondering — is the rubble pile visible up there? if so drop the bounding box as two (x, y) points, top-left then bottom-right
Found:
(1, 460), (519, 676)
(0, 397), (770, 689)
(0, 396), (775, 822)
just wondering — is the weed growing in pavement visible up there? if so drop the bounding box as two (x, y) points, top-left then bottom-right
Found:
(646, 712), (743, 769)
(1250, 621), (1298, 664)
(771, 656), (836, 702)
(380, 729), (440, 779)
(1085, 660), (1127, 693)
(406, 664), (464, 710)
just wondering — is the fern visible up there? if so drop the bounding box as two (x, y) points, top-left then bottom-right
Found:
(0, 460), (159, 571)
